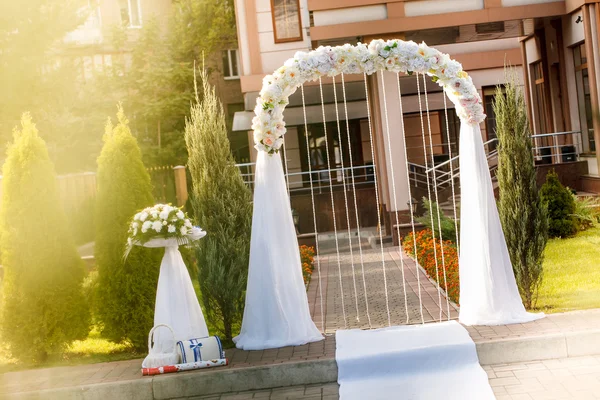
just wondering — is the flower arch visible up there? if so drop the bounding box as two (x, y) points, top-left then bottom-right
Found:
(234, 39), (542, 352)
(252, 39), (485, 154)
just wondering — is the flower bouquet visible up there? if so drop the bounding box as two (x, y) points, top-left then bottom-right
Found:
(125, 204), (206, 257)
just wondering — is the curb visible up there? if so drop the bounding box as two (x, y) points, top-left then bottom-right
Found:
(6, 329), (600, 399)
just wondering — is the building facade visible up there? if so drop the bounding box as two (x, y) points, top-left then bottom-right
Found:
(232, 0), (600, 235)
(64, 0), (247, 160)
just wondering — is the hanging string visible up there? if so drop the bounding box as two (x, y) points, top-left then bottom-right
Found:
(416, 73), (443, 322)
(341, 73), (371, 328)
(379, 70), (409, 324)
(319, 77), (348, 329)
(332, 75), (360, 322)
(301, 84), (325, 332)
(396, 73), (425, 324)
(443, 94), (460, 253)
(282, 137), (291, 200)
(422, 73), (451, 320)
(363, 72), (392, 327)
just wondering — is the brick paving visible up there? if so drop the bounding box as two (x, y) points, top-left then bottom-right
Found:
(307, 246), (459, 333)
(181, 355), (600, 399)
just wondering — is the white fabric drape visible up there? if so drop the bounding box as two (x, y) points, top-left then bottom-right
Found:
(234, 151), (324, 350)
(145, 237), (209, 352)
(458, 122), (544, 325)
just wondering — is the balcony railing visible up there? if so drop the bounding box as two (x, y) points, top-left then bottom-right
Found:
(235, 130), (582, 194)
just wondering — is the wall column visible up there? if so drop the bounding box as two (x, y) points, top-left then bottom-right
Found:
(583, 5), (600, 174)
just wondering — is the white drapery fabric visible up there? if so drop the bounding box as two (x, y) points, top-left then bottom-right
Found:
(234, 151), (323, 350)
(458, 123), (544, 325)
(144, 236), (209, 352)
(336, 321), (495, 399)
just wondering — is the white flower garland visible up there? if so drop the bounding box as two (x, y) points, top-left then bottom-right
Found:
(252, 39), (485, 154)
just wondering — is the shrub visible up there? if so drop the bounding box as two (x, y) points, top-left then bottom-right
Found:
(300, 245), (316, 285)
(185, 69), (252, 340)
(0, 113), (90, 362)
(403, 229), (459, 304)
(540, 171), (577, 238)
(66, 196), (96, 246)
(571, 194), (600, 232)
(495, 71), (548, 308)
(416, 198), (459, 244)
(94, 107), (161, 351)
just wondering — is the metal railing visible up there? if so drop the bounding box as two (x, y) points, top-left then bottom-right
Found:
(531, 131), (582, 165)
(407, 138), (499, 190)
(235, 163), (376, 193)
(236, 130), (582, 195)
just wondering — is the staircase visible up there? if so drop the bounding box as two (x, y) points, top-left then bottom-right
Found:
(408, 138), (499, 217)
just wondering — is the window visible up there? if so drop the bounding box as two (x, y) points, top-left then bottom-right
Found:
(271, 0), (302, 43)
(573, 42), (595, 153)
(222, 49), (240, 79)
(531, 62), (551, 135)
(476, 22), (505, 34)
(297, 120), (364, 186)
(119, 0), (142, 28)
(482, 87), (501, 152)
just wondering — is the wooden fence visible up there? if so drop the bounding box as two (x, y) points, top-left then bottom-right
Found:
(0, 166), (190, 214)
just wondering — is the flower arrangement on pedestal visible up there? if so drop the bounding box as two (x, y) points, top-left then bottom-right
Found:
(125, 204), (205, 255)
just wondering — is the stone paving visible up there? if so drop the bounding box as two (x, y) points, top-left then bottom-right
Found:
(185, 355), (600, 399)
(307, 245), (459, 333)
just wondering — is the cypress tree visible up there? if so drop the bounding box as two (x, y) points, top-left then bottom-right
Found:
(495, 71), (549, 309)
(184, 69), (252, 340)
(95, 106), (161, 350)
(0, 113), (90, 362)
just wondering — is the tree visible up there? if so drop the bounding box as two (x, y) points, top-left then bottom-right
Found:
(0, 113), (90, 361)
(94, 106), (161, 350)
(185, 69), (252, 340)
(495, 71), (548, 309)
(540, 171), (577, 238)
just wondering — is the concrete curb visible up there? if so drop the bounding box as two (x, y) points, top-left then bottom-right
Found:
(6, 329), (600, 399)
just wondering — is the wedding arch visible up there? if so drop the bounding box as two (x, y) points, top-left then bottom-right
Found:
(233, 39), (543, 351)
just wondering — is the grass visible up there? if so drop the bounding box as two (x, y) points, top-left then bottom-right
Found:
(0, 327), (141, 374)
(535, 225), (600, 313)
(0, 274), (237, 373)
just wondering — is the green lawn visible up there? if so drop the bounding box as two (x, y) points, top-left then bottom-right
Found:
(536, 225), (600, 312)
(0, 327), (141, 374)
(0, 276), (234, 373)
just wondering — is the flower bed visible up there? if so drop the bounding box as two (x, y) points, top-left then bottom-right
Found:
(300, 245), (316, 285)
(402, 229), (460, 304)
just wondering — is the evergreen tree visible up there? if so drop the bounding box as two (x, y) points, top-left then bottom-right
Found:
(0, 113), (90, 361)
(184, 69), (252, 340)
(495, 71), (549, 309)
(540, 171), (577, 238)
(94, 106), (161, 350)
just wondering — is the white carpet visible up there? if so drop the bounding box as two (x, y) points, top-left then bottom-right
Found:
(335, 321), (495, 400)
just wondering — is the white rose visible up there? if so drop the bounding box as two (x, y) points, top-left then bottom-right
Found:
(180, 226), (188, 235)
(176, 210), (184, 219)
(134, 213), (141, 221)
(152, 220), (163, 232)
(184, 220), (192, 228)
(151, 211), (158, 219)
(139, 212), (148, 222)
(159, 210), (169, 220)
(168, 225), (176, 233)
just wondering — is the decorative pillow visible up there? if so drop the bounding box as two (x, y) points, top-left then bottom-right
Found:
(177, 336), (224, 364)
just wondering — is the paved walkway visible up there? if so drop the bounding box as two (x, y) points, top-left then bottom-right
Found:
(307, 246), (459, 333)
(187, 355), (600, 399)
